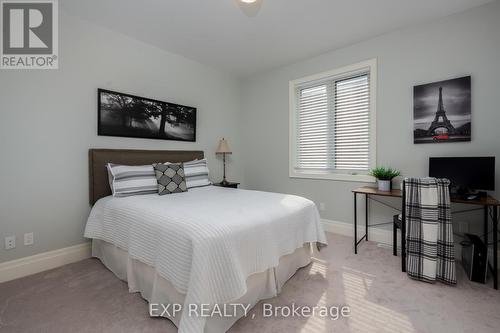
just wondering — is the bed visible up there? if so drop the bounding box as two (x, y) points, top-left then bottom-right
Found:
(85, 149), (327, 333)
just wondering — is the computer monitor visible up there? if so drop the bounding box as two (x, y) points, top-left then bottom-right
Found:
(429, 157), (495, 192)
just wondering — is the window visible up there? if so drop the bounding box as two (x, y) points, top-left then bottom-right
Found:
(289, 59), (376, 181)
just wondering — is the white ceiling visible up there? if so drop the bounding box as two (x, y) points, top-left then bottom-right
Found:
(61, 0), (494, 77)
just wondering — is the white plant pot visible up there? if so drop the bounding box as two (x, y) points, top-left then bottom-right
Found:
(378, 179), (391, 192)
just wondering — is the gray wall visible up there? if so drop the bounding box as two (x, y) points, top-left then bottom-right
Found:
(240, 2), (500, 235)
(0, 11), (243, 263)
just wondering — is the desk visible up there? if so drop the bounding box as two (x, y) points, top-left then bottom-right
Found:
(352, 186), (499, 289)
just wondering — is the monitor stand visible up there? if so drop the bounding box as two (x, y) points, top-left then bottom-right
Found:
(451, 188), (487, 201)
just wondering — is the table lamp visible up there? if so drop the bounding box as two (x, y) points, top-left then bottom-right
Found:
(216, 138), (232, 185)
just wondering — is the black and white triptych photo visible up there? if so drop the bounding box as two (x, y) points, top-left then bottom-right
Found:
(98, 89), (196, 142)
(413, 76), (471, 144)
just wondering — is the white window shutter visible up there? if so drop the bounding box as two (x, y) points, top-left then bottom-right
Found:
(296, 85), (331, 169)
(334, 74), (370, 170)
(295, 73), (371, 172)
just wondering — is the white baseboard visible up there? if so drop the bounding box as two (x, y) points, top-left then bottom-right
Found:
(0, 242), (91, 283)
(321, 218), (394, 245)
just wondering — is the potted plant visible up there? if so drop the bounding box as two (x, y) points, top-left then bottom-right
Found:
(369, 167), (401, 192)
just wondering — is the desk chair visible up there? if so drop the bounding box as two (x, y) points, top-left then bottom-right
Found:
(393, 180), (406, 272)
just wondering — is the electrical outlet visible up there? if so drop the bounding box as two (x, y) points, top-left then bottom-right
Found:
(319, 202), (326, 211)
(24, 232), (34, 246)
(5, 236), (16, 250)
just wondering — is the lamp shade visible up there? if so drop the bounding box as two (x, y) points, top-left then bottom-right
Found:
(216, 138), (232, 154)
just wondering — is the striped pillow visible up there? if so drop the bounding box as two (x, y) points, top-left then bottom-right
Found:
(183, 159), (212, 189)
(106, 163), (157, 197)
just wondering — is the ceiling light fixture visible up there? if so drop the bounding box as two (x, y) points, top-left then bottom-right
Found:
(236, 0), (262, 17)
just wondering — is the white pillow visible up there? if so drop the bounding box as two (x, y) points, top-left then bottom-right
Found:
(106, 163), (157, 197)
(182, 159), (212, 189)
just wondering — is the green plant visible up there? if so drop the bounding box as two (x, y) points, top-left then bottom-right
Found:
(369, 167), (401, 180)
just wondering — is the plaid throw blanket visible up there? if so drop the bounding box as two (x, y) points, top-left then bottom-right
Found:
(405, 177), (456, 285)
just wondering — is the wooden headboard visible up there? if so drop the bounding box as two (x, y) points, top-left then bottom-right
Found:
(89, 149), (204, 205)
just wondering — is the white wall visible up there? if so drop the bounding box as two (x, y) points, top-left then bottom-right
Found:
(0, 11), (242, 263)
(240, 2), (500, 234)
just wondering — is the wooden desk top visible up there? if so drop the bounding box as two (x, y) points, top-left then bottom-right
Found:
(353, 186), (500, 206)
(353, 186), (402, 197)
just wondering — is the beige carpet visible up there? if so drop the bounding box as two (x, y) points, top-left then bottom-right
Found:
(1, 233), (499, 333)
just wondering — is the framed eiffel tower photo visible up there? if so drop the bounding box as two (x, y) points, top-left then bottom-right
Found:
(413, 76), (471, 144)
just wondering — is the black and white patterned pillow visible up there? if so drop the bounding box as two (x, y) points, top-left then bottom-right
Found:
(153, 163), (188, 195)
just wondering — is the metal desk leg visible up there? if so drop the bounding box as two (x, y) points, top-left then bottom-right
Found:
(484, 206), (488, 254)
(493, 206), (498, 290)
(365, 193), (368, 241)
(401, 215), (406, 272)
(354, 192), (357, 254)
(401, 187), (406, 273)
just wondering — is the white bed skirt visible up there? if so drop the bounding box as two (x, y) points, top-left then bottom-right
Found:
(92, 240), (314, 333)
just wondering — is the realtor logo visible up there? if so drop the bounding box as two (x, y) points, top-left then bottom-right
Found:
(1, 0), (58, 69)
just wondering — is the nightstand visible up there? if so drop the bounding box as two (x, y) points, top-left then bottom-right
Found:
(213, 181), (240, 189)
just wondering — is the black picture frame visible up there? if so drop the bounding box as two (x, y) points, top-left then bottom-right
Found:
(97, 89), (197, 142)
(413, 76), (471, 144)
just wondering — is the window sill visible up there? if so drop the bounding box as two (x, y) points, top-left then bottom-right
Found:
(289, 171), (375, 183)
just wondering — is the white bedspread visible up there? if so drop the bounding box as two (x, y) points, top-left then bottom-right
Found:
(84, 186), (327, 333)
